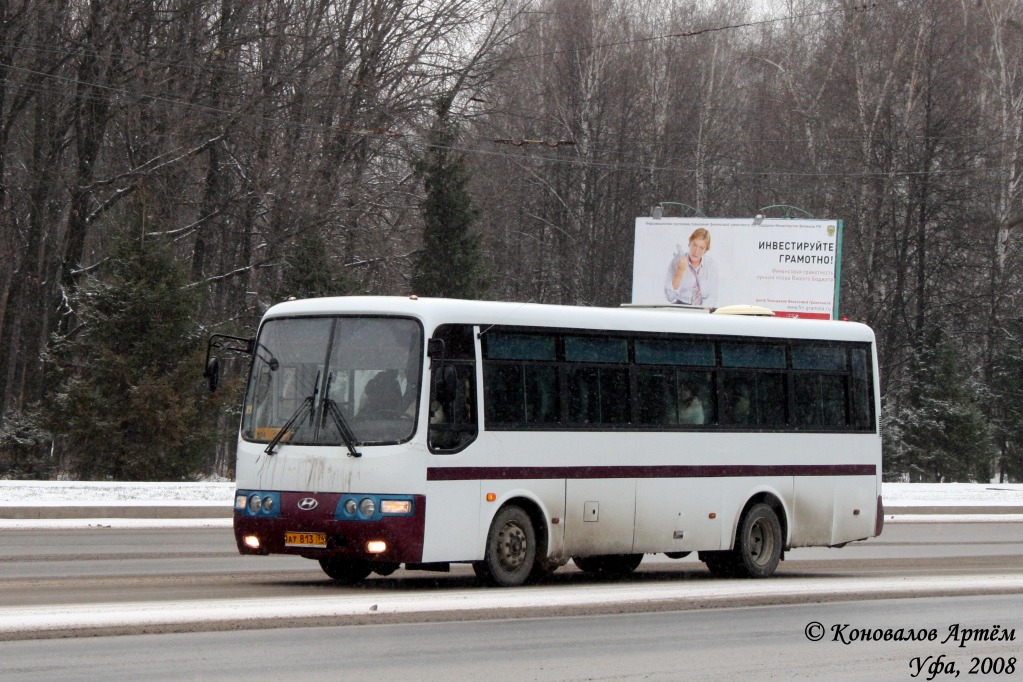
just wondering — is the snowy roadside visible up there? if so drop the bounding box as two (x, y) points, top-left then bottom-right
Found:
(0, 480), (1022, 529)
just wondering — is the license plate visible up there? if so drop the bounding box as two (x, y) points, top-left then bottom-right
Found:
(285, 531), (327, 548)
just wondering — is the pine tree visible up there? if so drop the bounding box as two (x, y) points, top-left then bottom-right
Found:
(885, 329), (995, 482)
(46, 226), (222, 480)
(410, 106), (489, 299)
(277, 231), (352, 300)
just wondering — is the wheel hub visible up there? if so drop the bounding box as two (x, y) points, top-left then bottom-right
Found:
(499, 523), (527, 568)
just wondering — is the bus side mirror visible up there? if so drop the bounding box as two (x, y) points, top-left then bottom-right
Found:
(204, 357), (220, 393)
(428, 338), (446, 361)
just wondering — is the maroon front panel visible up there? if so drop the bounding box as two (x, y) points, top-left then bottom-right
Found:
(234, 492), (426, 564)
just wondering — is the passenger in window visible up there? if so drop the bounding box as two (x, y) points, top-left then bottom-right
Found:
(664, 228), (719, 308)
(678, 383), (705, 424)
(732, 384), (753, 425)
(429, 399), (446, 424)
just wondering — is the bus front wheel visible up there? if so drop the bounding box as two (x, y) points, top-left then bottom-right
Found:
(474, 505), (537, 587)
(319, 557), (372, 584)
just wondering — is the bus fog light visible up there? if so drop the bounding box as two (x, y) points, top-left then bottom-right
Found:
(366, 540), (387, 554)
(248, 494), (263, 513)
(380, 500), (411, 515)
(243, 535), (261, 549)
(359, 498), (376, 517)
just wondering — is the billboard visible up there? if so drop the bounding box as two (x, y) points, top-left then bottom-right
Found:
(631, 217), (842, 319)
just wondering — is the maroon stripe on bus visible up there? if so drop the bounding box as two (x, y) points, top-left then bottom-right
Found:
(426, 464), (876, 481)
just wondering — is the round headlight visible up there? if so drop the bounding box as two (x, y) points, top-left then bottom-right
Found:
(248, 494), (263, 513)
(359, 498), (376, 517)
(262, 495), (275, 512)
(344, 499), (358, 515)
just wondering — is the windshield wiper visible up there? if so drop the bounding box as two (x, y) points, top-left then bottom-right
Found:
(322, 372), (361, 457)
(264, 396), (313, 455)
(322, 399), (362, 458)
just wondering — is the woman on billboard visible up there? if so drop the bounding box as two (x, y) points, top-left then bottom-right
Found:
(664, 228), (718, 307)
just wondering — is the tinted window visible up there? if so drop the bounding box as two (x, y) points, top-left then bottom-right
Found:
(722, 371), (786, 427)
(565, 336), (628, 363)
(721, 343), (786, 369)
(485, 333), (555, 361)
(566, 366), (629, 424)
(636, 339), (715, 367)
(484, 364), (559, 424)
(792, 345), (846, 371)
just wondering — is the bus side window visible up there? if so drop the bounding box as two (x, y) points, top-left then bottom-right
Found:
(429, 325), (478, 452)
(722, 374), (756, 426)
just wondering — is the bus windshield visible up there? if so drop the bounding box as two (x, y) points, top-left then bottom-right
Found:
(241, 316), (423, 447)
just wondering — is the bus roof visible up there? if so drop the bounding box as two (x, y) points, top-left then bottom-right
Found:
(261, 296), (874, 344)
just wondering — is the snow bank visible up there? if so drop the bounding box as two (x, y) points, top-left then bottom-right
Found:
(1, 480), (1021, 506)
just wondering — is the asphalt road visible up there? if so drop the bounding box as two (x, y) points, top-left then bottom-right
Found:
(2, 594), (1021, 681)
(1, 520), (1021, 679)
(1, 520), (1021, 615)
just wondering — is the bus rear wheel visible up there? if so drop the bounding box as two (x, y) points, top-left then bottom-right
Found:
(732, 503), (783, 578)
(572, 553), (643, 577)
(319, 557), (372, 584)
(474, 505), (537, 587)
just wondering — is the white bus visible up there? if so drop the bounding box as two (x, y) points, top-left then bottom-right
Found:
(208, 296), (882, 586)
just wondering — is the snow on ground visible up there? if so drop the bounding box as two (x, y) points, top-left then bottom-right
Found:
(0, 479), (236, 506)
(0, 480), (1022, 529)
(2, 479), (1022, 506)
(882, 482), (1023, 506)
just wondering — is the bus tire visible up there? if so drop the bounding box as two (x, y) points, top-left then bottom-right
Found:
(572, 553), (643, 577)
(319, 557), (372, 584)
(475, 505), (537, 587)
(732, 503), (783, 578)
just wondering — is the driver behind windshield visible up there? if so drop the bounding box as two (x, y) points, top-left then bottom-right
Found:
(358, 370), (403, 419)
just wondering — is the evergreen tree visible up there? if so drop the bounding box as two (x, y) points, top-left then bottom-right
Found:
(46, 226), (222, 480)
(884, 329), (995, 482)
(410, 106), (489, 299)
(277, 231), (352, 300)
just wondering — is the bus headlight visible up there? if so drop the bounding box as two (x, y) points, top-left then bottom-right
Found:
(262, 495), (275, 512)
(248, 494), (263, 513)
(359, 498), (376, 517)
(344, 499), (358, 515)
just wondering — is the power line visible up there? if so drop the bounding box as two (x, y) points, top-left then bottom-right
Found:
(500, 1), (893, 61)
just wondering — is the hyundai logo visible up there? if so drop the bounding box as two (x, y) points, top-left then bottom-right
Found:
(297, 498), (318, 511)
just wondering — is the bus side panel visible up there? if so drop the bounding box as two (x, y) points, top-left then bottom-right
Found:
(421, 480), (481, 563)
(791, 478), (836, 547)
(564, 478), (637, 556)
(831, 476), (879, 544)
(634, 478), (723, 552)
